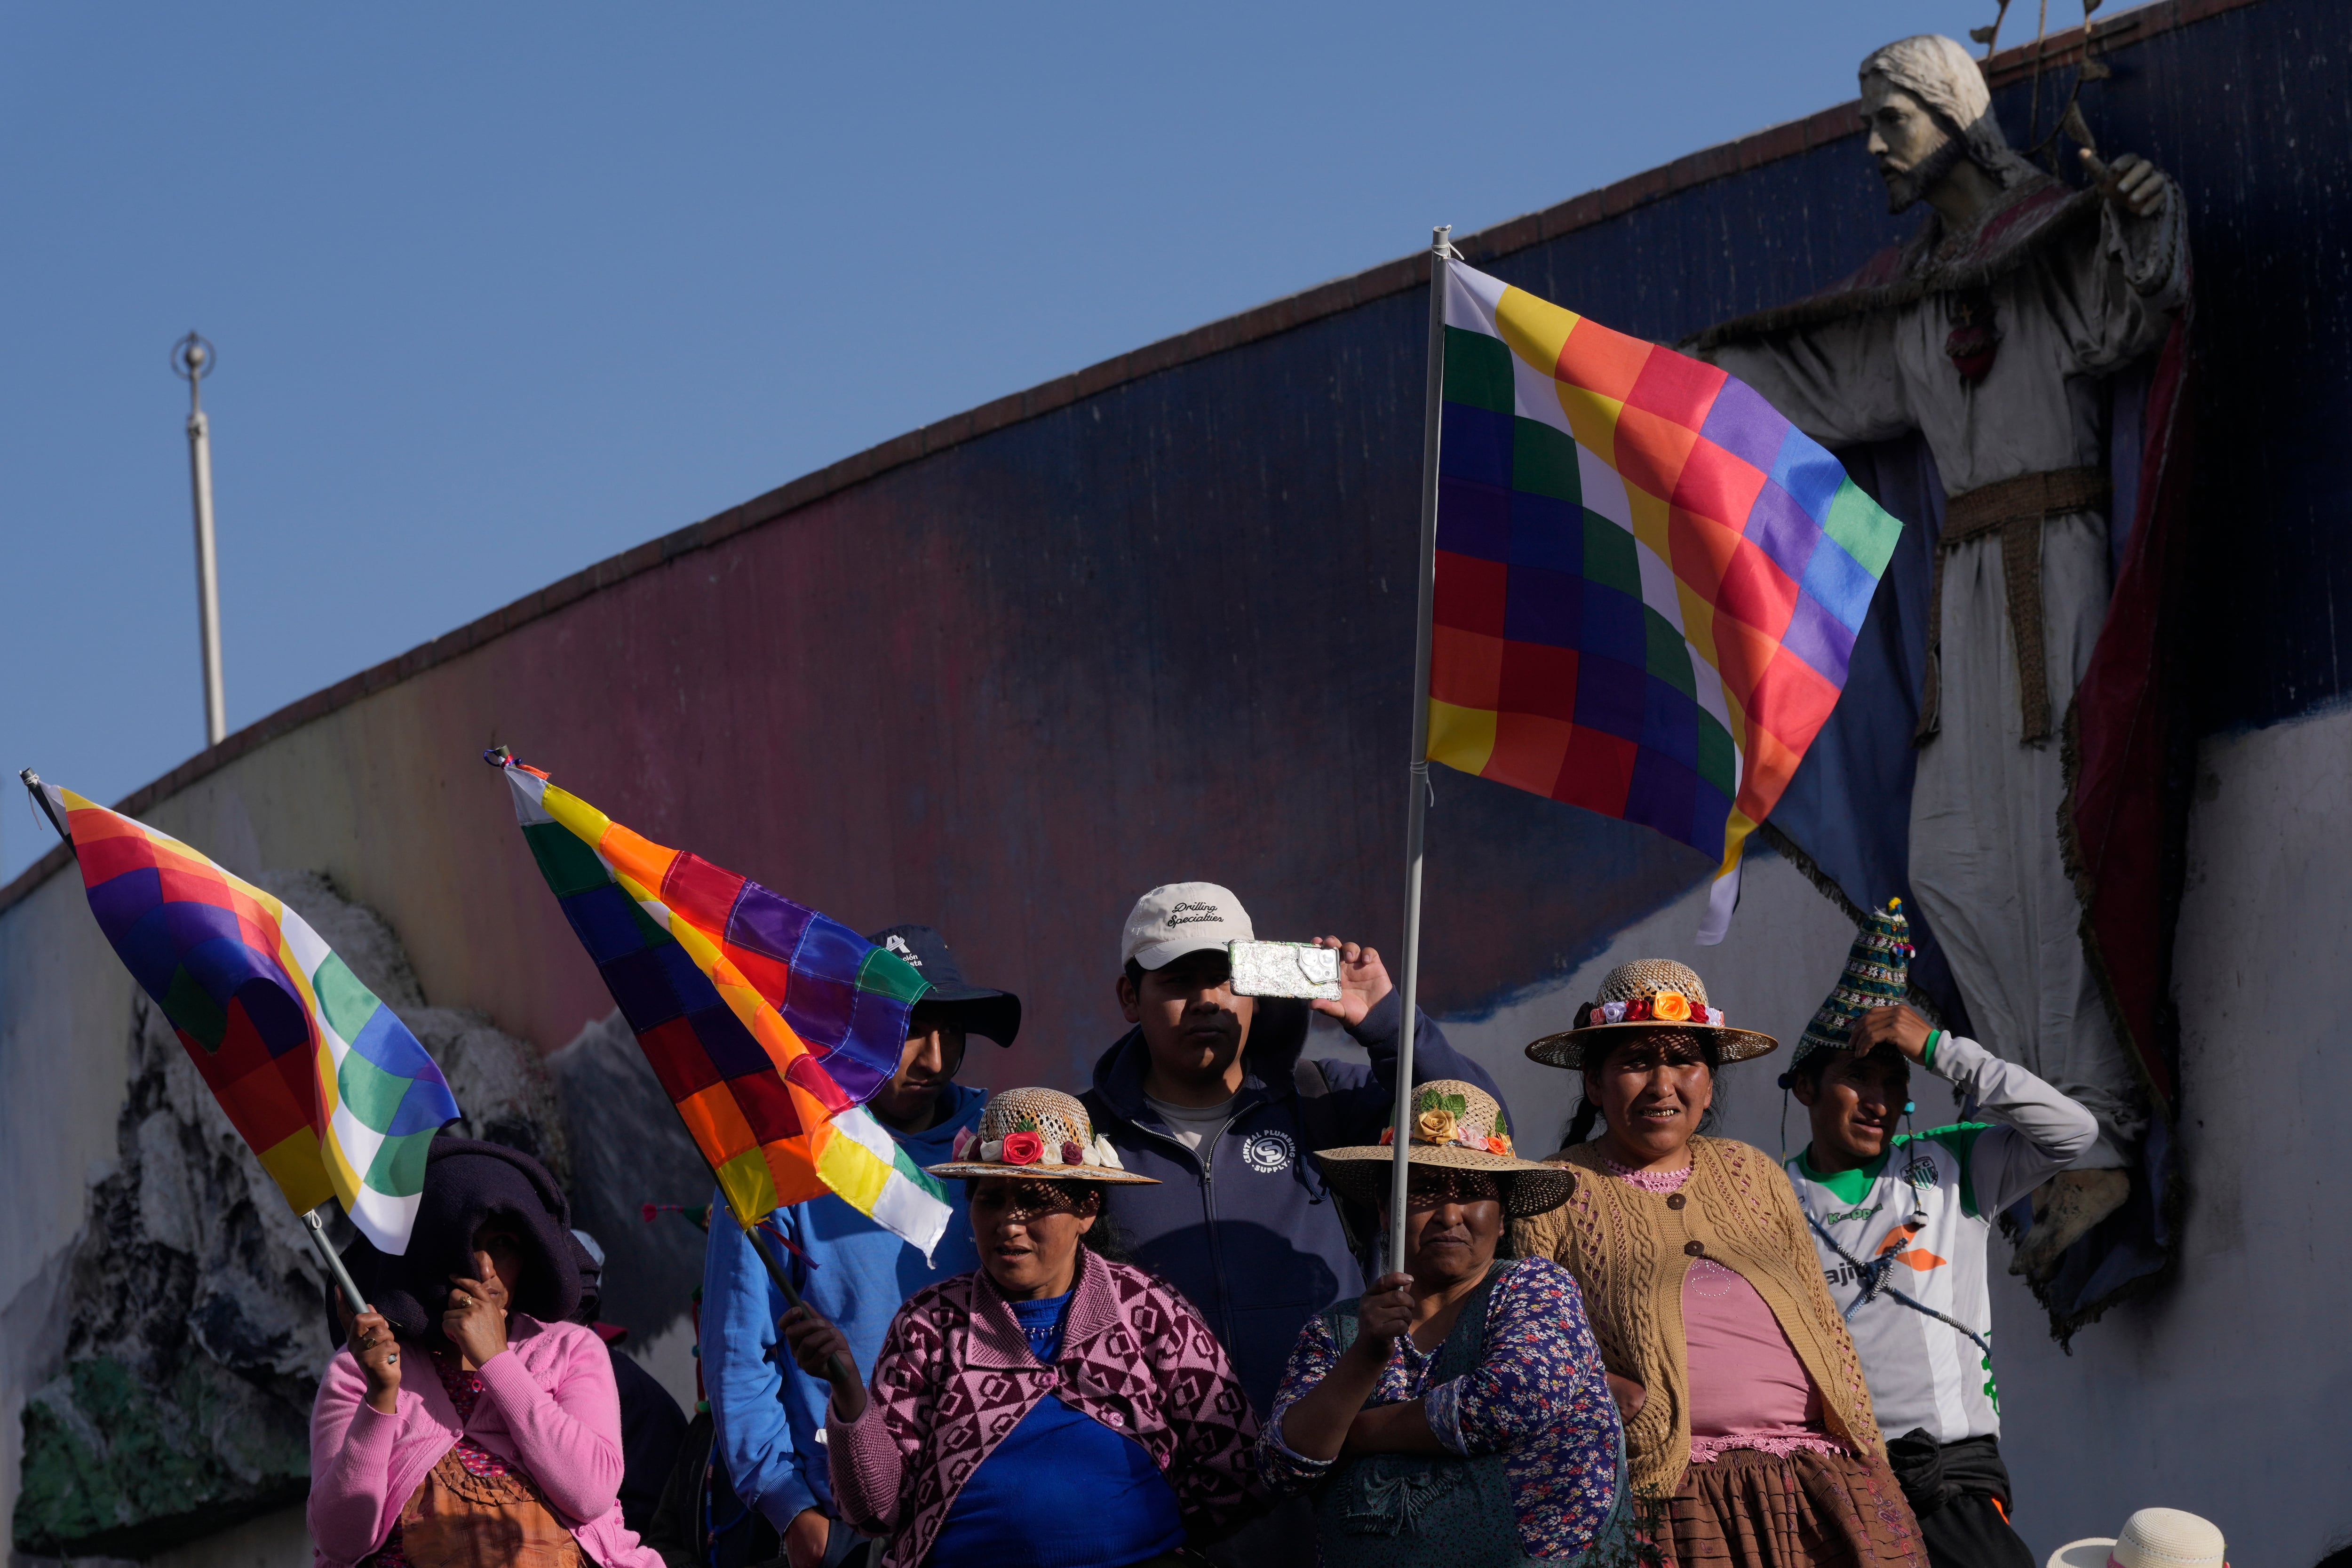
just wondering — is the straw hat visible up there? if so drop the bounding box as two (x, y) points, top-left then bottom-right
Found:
(1793, 899), (1917, 1064)
(925, 1088), (1157, 1184)
(1311, 1081), (1572, 1217)
(1524, 959), (1777, 1069)
(2046, 1508), (2227, 1568)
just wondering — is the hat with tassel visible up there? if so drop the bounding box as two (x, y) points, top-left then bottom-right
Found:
(1793, 899), (1916, 1063)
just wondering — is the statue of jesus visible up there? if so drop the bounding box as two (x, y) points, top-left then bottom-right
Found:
(1706, 35), (2185, 1272)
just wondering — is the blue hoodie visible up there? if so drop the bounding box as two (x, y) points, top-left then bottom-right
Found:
(1081, 990), (1508, 1417)
(701, 1082), (986, 1530)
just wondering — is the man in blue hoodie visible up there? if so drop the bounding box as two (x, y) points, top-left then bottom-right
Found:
(700, 924), (1018, 1568)
(1082, 881), (1508, 1561)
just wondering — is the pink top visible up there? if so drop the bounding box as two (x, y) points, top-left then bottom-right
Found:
(307, 1316), (663, 1568)
(1601, 1154), (1693, 1194)
(1603, 1158), (1844, 1461)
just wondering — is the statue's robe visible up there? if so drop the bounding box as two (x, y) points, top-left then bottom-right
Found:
(1702, 174), (2187, 1169)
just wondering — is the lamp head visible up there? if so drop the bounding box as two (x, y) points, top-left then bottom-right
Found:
(171, 331), (216, 382)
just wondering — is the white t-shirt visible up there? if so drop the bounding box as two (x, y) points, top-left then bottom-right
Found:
(1144, 1093), (1238, 1157)
(1785, 1031), (2097, 1444)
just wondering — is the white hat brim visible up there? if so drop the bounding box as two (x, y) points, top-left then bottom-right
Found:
(924, 1161), (1159, 1185)
(2046, 1540), (2116, 1568)
(1125, 936), (1231, 972)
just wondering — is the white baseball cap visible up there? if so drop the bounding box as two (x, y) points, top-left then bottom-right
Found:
(2047, 1510), (2226, 1568)
(1121, 882), (1254, 971)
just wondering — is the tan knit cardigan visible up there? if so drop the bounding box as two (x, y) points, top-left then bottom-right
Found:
(1510, 1135), (1886, 1498)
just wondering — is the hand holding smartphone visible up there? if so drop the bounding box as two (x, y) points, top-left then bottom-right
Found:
(1226, 940), (1343, 1001)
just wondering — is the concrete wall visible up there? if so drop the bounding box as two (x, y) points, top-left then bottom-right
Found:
(5, 0), (2345, 1562)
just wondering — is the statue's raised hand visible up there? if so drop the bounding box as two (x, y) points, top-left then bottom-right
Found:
(2085, 148), (2168, 219)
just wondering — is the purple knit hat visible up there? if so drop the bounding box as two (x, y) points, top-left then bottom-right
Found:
(339, 1135), (581, 1338)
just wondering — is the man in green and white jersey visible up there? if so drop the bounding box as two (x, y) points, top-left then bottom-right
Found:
(1786, 1004), (2096, 1568)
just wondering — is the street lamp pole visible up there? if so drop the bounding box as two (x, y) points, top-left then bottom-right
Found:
(173, 332), (226, 747)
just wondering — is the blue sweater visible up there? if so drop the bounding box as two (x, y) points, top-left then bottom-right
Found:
(701, 1083), (986, 1528)
(927, 1292), (1184, 1568)
(1081, 989), (1507, 1417)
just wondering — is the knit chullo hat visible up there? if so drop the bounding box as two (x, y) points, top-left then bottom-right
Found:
(1525, 958), (1777, 1069)
(927, 1088), (1157, 1184)
(1312, 1080), (1571, 1218)
(1793, 899), (1917, 1064)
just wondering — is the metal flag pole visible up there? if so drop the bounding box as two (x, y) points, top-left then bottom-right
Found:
(19, 770), (71, 853)
(302, 1209), (373, 1316)
(1388, 225), (1453, 1276)
(173, 333), (227, 748)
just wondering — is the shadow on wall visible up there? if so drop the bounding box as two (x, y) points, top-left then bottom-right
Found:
(8, 874), (604, 1562)
(547, 1011), (713, 1339)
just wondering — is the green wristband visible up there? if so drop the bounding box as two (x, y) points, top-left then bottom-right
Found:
(1923, 1029), (1943, 1068)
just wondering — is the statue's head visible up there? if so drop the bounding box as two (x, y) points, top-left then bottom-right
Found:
(1859, 34), (2031, 213)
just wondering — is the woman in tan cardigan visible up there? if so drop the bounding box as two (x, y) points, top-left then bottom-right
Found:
(1512, 960), (1924, 1568)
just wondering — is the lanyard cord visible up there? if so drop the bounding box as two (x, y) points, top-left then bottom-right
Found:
(1804, 1205), (1996, 1363)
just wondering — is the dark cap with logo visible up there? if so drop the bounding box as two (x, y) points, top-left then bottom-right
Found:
(865, 923), (1021, 1048)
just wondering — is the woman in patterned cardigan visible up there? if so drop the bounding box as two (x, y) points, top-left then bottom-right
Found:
(1258, 1080), (1636, 1567)
(1514, 962), (1926, 1568)
(781, 1089), (1262, 1568)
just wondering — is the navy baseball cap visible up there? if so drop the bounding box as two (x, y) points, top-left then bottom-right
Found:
(866, 924), (1021, 1048)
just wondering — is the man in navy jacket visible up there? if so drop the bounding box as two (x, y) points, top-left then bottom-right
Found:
(1081, 882), (1509, 1417)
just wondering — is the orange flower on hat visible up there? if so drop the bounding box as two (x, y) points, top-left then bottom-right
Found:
(1483, 1135), (1512, 1156)
(1651, 991), (1692, 1022)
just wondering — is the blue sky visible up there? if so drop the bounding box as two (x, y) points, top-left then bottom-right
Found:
(3, 0), (2007, 883)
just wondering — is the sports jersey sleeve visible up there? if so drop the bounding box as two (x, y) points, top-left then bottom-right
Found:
(1927, 1033), (2099, 1215)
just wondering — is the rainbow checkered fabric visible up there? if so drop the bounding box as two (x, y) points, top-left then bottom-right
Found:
(497, 757), (951, 1257)
(1425, 263), (1902, 937)
(42, 783), (460, 1252)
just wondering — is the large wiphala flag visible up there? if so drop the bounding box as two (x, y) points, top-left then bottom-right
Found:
(39, 782), (461, 1252)
(1425, 263), (1901, 938)
(496, 755), (951, 1258)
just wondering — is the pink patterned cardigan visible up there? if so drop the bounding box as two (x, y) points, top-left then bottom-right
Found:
(826, 1251), (1263, 1568)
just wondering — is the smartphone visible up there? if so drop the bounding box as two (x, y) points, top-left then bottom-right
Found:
(1227, 940), (1343, 1001)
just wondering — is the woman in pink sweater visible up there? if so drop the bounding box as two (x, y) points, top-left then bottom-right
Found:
(308, 1138), (662, 1568)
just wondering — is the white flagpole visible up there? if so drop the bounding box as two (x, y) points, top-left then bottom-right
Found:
(1388, 225), (1452, 1275)
(173, 333), (228, 748)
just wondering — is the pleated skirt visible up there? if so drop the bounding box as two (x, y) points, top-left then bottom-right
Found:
(1652, 1448), (1927, 1568)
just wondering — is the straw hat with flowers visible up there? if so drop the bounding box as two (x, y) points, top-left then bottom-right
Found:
(1311, 1080), (1571, 1217)
(925, 1088), (1157, 1184)
(1523, 958), (1778, 1069)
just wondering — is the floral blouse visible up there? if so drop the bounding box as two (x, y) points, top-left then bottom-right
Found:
(1259, 1256), (1623, 1560)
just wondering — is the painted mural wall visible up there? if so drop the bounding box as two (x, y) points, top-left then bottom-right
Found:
(4, 0), (2347, 1561)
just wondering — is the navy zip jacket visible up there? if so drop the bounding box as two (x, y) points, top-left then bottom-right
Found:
(1081, 988), (1509, 1417)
